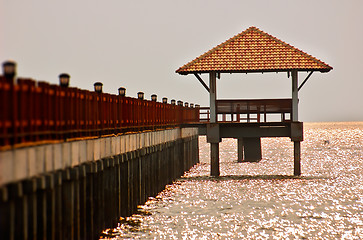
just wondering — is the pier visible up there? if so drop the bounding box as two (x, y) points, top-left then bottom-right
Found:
(0, 69), (199, 240)
(0, 26), (332, 240)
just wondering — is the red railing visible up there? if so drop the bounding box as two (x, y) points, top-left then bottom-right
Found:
(0, 76), (199, 147)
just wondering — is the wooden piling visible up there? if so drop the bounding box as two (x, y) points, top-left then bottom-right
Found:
(61, 169), (74, 240)
(79, 165), (87, 240)
(210, 143), (220, 176)
(243, 137), (262, 162)
(85, 162), (95, 240)
(23, 179), (37, 240)
(237, 138), (244, 162)
(9, 182), (27, 240)
(294, 141), (301, 176)
(0, 187), (11, 240)
(45, 174), (56, 240)
(54, 172), (63, 240)
(37, 176), (48, 240)
(71, 168), (80, 240)
(0, 129), (200, 239)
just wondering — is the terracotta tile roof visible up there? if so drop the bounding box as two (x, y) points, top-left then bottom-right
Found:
(176, 26), (332, 75)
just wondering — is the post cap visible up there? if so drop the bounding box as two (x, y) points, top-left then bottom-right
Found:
(2, 60), (16, 79)
(59, 73), (70, 87)
(137, 91), (144, 100)
(118, 87), (126, 96)
(94, 82), (103, 93)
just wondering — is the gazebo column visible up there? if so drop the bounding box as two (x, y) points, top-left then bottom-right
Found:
(243, 138), (262, 162)
(237, 138), (244, 162)
(207, 72), (220, 176)
(237, 137), (262, 162)
(292, 70), (301, 176)
(292, 70), (299, 121)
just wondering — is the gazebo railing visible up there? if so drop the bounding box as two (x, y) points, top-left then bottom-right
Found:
(200, 99), (292, 123)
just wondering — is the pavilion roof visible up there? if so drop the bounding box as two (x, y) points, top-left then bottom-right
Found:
(176, 26), (332, 75)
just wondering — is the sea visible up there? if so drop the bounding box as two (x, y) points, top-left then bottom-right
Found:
(101, 122), (363, 239)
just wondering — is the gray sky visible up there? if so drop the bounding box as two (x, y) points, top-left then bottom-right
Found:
(1, 0), (362, 122)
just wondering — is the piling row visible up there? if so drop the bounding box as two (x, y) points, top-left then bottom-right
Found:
(0, 136), (199, 240)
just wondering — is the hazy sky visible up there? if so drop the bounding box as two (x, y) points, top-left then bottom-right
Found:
(1, 0), (362, 122)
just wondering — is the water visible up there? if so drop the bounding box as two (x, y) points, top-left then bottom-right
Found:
(101, 122), (363, 239)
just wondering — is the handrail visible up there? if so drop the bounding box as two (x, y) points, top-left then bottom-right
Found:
(0, 76), (199, 148)
(199, 99), (292, 123)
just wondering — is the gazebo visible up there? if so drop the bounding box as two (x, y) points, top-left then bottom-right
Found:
(176, 26), (332, 176)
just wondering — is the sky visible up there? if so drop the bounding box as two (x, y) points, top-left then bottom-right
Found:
(1, 0), (362, 122)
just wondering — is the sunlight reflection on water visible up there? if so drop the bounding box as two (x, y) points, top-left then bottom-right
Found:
(102, 122), (363, 239)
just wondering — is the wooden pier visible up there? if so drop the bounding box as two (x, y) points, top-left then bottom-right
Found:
(0, 66), (200, 240)
(0, 26), (333, 240)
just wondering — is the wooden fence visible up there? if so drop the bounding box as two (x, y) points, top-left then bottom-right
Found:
(0, 76), (199, 147)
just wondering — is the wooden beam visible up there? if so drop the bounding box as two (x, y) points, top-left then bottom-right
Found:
(298, 71), (313, 91)
(291, 70), (298, 121)
(209, 72), (217, 123)
(194, 73), (210, 93)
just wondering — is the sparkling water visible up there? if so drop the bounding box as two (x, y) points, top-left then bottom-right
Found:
(101, 122), (363, 239)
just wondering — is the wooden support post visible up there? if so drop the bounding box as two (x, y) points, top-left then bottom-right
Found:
(211, 143), (220, 176)
(120, 156), (129, 217)
(9, 182), (27, 240)
(62, 170), (74, 240)
(237, 138), (244, 163)
(55, 172), (63, 240)
(71, 168), (80, 240)
(85, 163), (95, 239)
(37, 176), (48, 240)
(294, 141), (301, 176)
(209, 72), (220, 176)
(0, 187), (11, 240)
(264, 104), (267, 122)
(45, 174), (56, 240)
(209, 72), (217, 123)
(292, 70), (301, 175)
(79, 166), (87, 240)
(292, 70), (298, 122)
(237, 105), (241, 122)
(24, 179), (37, 240)
(243, 138), (262, 162)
